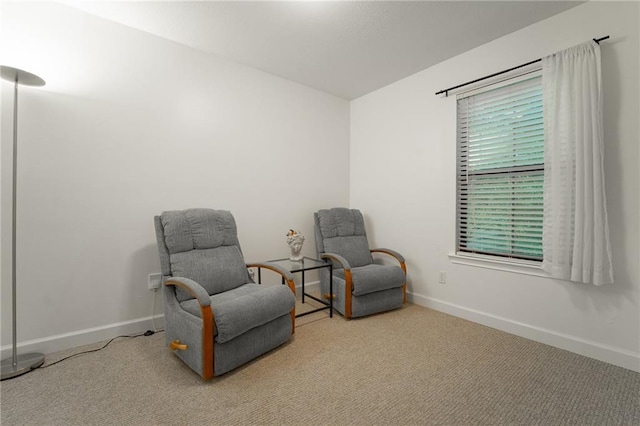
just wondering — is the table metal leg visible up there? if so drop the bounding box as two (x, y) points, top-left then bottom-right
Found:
(329, 264), (333, 318)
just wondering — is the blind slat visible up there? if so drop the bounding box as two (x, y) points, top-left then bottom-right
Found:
(456, 74), (544, 261)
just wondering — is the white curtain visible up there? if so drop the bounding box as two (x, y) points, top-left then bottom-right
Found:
(541, 40), (613, 285)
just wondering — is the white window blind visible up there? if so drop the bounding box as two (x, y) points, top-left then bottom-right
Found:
(456, 75), (544, 261)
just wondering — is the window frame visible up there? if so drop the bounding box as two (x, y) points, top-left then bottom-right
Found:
(455, 71), (544, 264)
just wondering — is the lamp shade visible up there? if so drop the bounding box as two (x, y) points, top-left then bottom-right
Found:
(1, 66), (46, 87)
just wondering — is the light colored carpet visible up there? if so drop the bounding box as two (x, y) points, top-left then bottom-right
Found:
(1, 303), (639, 425)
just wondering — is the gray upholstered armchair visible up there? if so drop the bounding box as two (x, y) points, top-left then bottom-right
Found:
(154, 208), (296, 379)
(314, 208), (407, 319)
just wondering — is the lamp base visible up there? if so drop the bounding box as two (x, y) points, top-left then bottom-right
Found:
(1, 353), (44, 380)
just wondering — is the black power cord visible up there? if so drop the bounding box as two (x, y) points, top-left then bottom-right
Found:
(39, 329), (164, 369)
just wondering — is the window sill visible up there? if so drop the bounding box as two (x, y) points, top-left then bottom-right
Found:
(448, 253), (549, 278)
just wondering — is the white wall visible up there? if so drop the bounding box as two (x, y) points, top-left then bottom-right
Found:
(1, 2), (349, 355)
(3, 1), (638, 373)
(351, 1), (640, 371)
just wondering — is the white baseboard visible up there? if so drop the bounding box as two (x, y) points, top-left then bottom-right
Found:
(1, 314), (165, 360)
(408, 292), (640, 373)
(296, 280), (320, 294)
(0, 282), (319, 359)
(16, 284), (634, 373)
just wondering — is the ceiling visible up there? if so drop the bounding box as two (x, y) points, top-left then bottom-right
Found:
(67, 1), (584, 100)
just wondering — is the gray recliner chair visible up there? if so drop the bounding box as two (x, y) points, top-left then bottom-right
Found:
(154, 208), (296, 379)
(314, 208), (407, 319)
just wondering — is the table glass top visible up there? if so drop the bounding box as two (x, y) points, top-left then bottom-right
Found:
(267, 256), (328, 272)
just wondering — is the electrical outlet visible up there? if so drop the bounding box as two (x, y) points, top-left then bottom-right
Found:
(438, 271), (447, 284)
(148, 273), (162, 290)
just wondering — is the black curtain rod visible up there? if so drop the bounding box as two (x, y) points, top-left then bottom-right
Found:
(435, 35), (610, 96)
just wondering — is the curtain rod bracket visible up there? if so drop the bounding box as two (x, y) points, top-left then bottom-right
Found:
(594, 35), (610, 45)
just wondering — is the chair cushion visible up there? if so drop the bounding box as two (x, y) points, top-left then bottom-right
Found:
(335, 263), (405, 296)
(160, 209), (249, 301)
(161, 209), (240, 253)
(180, 283), (257, 336)
(316, 208), (373, 267)
(317, 208), (367, 238)
(180, 284), (295, 344)
(170, 246), (249, 300)
(323, 236), (372, 268)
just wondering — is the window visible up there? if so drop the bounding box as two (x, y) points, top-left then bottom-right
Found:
(456, 74), (544, 261)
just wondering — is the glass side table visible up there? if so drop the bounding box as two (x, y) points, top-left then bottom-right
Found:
(257, 256), (333, 318)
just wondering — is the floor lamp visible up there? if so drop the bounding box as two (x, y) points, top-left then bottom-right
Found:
(1, 65), (46, 380)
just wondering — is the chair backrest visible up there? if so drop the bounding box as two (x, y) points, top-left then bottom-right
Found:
(314, 208), (373, 269)
(154, 209), (250, 302)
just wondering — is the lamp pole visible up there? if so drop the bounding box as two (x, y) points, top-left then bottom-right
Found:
(1, 65), (46, 380)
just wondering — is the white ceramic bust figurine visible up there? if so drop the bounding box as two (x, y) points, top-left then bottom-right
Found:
(286, 229), (305, 261)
